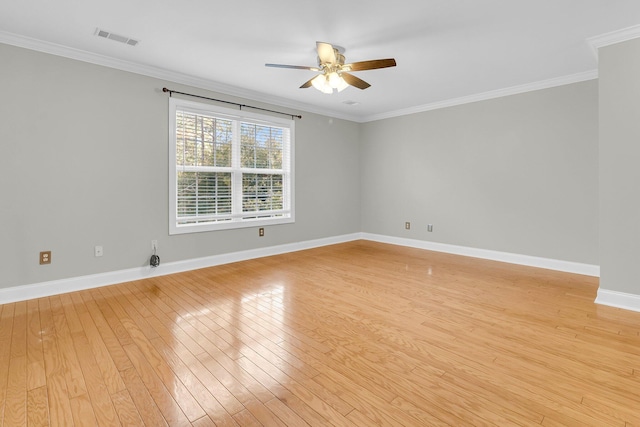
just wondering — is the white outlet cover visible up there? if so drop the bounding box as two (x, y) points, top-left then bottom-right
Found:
(94, 245), (103, 257)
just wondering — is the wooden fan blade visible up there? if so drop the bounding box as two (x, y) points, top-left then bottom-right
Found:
(317, 42), (337, 64)
(341, 72), (371, 90)
(300, 77), (316, 89)
(345, 58), (397, 72)
(265, 63), (320, 71)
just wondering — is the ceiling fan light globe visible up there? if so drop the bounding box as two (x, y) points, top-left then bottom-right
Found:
(328, 72), (341, 88)
(311, 74), (333, 94)
(310, 74), (325, 90)
(336, 77), (349, 92)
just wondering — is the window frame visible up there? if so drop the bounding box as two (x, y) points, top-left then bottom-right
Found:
(169, 97), (295, 235)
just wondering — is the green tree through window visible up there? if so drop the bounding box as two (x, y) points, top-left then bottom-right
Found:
(170, 98), (294, 234)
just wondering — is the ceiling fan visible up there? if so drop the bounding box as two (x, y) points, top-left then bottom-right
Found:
(265, 42), (396, 94)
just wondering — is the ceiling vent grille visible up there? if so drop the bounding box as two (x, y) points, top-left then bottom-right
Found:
(94, 28), (139, 46)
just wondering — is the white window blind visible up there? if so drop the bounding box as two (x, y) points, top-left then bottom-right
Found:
(169, 98), (294, 234)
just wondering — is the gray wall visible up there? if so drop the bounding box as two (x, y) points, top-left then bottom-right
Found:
(599, 37), (640, 294)
(0, 41), (604, 292)
(360, 81), (599, 264)
(0, 43), (361, 289)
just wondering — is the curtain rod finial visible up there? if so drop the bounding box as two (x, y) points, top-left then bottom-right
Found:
(162, 87), (169, 93)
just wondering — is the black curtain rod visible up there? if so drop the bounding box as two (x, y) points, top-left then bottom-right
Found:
(162, 88), (302, 120)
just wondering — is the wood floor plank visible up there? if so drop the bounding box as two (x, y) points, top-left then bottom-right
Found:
(243, 398), (288, 427)
(4, 355), (27, 426)
(92, 290), (134, 349)
(121, 343), (192, 427)
(411, 366), (545, 426)
(49, 296), (88, 399)
(0, 303), (15, 423)
(107, 285), (208, 423)
(71, 330), (121, 426)
(143, 308), (243, 417)
(271, 390), (336, 427)
(236, 355), (359, 427)
(60, 293), (84, 334)
(232, 408), (262, 427)
(83, 297), (133, 373)
(76, 308), (126, 395)
(297, 376), (354, 417)
(42, 331), (74, 427)
(433, 368), (545, 423)
(119, 367), (169, 427)
(148, 337), (240, 426)
(27, 385), (49, 427)
(581, 394), (640, 426)
(313, 371), (433, 426)
(26, 299), (46, 392)
(69, 393), (97, 426)
(193, 294), (324, 380)
(197, 351), (266, 406)
(191, 415), (218, 427)
(98, 286), (158, 343)
(1, 241), (640, 426)
(10, 301), (27, 360)
(111, 389), (145, 427)
(264, 397), (311, 427)
(129, 287), (210, 359)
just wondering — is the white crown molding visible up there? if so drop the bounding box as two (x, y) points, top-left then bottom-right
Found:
(587, 24), (640, 59)
(595, 289), (640, 313)
(361, 233), (600, 277)
(0, 30), (362, 123)
(361, 70), (599, 122)
(1, 30), (603, 124)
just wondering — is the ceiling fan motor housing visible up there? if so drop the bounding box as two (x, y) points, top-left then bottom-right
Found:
(266, 42), (396, 92)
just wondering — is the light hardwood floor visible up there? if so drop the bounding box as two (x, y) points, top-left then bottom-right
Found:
(1, 240), (639, 426)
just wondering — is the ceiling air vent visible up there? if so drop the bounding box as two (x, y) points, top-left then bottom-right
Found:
(94, 28), (139, 46)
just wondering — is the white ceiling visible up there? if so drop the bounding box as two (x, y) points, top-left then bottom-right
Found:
(2, 1), (640, 122)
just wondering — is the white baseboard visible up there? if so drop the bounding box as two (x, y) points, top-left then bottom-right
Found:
(361, 233), (601, 277)
(0, 232), (604, 305)
(595, 289), (640, 313)
(0, 233), (361, 305)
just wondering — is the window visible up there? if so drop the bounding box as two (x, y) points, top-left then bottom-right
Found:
(169, 98), (294, 234)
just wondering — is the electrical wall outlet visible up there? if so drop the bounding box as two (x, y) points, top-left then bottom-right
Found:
(259, 227), (265, 237)
(39, 251), (51, 265)
(427, 224), (434, 232)
(405, 222), (411, 230)
(94, 246), (103, 257)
